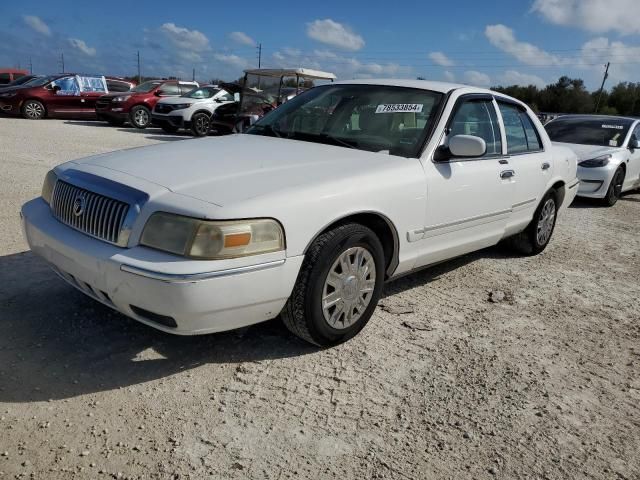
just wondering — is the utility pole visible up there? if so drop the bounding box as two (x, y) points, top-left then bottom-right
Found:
(257, 43), (262, 68)
(29, 57), (33, 74)
(192, 67), (195, 82)
(137, 50), (141, 83)
(594, 62), (610, 113)
(58, 53), (65, 73)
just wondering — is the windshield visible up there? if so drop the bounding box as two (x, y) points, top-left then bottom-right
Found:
(132, 81), (163, 93)
(28, 75), (57, 88)
(246, 84), (444, 157)
(183, 87), (220, 99)
(545, 117), (634, 147)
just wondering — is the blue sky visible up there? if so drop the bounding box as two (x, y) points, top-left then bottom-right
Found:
(1, 0), (639, 89)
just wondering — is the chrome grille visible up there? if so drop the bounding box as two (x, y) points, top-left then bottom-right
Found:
(50, 181), (130, 246)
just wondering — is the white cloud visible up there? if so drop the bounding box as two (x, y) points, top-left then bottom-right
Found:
(443, 70), (456, 82)
(68, 38), (96, 57)
(485, 24), (563, 66)
(429, 51), (454, 67)
(306, 19), (365, 51)
(23, 15), (51, 36)
(532, 0), (640, 35)
(464, 70), (491, 87)
(229, 31), (256, 47)
(160, 23), (209, 51)
(578, 37), (640, 83)
(214, 53), (250, 69)
(497, 70), (546, 87)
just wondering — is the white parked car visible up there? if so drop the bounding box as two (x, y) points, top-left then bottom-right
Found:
(21, 80), (579, 346)
(545, 115), (640, 205)
(152, 85), (235, 136)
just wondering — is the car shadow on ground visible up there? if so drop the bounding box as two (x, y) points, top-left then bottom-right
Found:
(569, 197), (607, 209)
(63, 120), (189, 141)
(0, 244), (517, 403)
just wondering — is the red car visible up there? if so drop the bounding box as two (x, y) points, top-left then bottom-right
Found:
(95, 79), (198, 128)
(0, 69), (28, 85)
(0, 74), (135, 120)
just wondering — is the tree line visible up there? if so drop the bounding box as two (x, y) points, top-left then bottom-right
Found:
(492, 76), (640, 116)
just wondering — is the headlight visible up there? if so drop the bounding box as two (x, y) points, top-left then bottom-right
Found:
(41, 170), (58, 204)
(0, 92), (16, 98)
(140, 213), (285, 259)
(171, 103), (191, 110)
(112, 96), (131, 102)
(579, 154), (611, 168)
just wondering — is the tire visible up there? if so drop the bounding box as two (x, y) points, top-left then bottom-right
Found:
(161, 124), (179, 134)
(190, 112), (210, 137)
(602, 167), (625, 206)
(281, 223), (385, 347)
(129, 105), (151, 129)
(21, 100), (45, 120)
(508, 190), (558, 256)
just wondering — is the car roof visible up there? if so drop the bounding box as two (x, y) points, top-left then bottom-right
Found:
(244, 68), (337, 80)
(547, 114), (639, 123)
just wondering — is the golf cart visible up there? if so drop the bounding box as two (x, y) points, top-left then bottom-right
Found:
(210, 68), (336, 135)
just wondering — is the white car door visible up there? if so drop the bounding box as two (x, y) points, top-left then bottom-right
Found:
(414, 95), (513, 268)
(624, 123), (640, 190)
(496, 101), (551, 233)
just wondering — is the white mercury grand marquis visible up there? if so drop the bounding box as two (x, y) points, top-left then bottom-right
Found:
(21, 80), (579, 346)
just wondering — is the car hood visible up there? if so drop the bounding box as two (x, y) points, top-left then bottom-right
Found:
(552, 142), (625, 161)
(69, 134), (406, 207)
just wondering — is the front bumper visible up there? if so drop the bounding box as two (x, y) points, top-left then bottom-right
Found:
(21, 198), (303, 335)
(576, 165), (615, 198)
(152, 113), (189, 129)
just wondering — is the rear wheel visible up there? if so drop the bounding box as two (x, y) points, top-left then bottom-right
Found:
(507, 190), (558, 256)
(602, 167), (625, 206)
(161, 124), (179, 134)
(129, 105), (151, 129)
(21, 100), (45, 120)
(190, 112), (210, 137)
(281, 223), (385, 347)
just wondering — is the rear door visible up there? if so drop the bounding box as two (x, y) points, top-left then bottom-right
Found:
(416, 95), (512, 267)
(496, 101), (550, 231)
(78, 76), (108, 114)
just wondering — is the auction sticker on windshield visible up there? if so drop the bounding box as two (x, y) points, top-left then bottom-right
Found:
(376, 104), (424, 114)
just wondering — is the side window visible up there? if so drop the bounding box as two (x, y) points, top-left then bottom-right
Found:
(0, 73), (11, 84)
(219, 92), (234, 102)
(107, 80), (131, 92)
(51, 76), (80, 96)
(498, 103), (542, 154)
(78, 76), (107, 93)
(180, 84), (196, 94)
(448, 99), (502, 156)
(159, 83), (180, 95)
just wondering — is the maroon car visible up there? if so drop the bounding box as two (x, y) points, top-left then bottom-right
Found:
(0, 74), (135, 120)
(95, 79), (198, 128)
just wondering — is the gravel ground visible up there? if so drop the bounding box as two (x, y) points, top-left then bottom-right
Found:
(0, 118), (639, 480)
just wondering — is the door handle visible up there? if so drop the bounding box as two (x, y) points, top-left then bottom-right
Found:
(499, 159), (509, 165)
(500, 169), (515, 179)
(541, 162), (551, 170)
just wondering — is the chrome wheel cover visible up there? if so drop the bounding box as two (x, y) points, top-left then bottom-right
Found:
(536, 198), (556, 246)
(134, 109), (148, 126)
(25, 102), (43, 119)
(322, 246), (376, 330)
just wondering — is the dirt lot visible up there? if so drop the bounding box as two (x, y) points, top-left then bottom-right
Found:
(0, 117), (639, 479)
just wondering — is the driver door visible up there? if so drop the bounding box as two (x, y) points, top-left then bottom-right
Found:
(415, 96), (513, 267)
(625, 124), (640, 189)
(48, 76), (83, 115)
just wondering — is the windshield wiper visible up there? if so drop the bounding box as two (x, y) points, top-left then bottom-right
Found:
(319, 134), (357, 149)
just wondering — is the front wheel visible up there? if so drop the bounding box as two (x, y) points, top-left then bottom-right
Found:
(508, 190), (558, 256)
(129, 105), (151, 129)
(21, 100), (45, 120)
(281, 223), (385, 347)
(602, 167), (625, 206)
(190, 112), (210, 137)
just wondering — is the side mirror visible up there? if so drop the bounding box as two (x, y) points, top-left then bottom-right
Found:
(629, 138), (640, 150)
(154, 90), (163, 97)
(448, 135), (487, 158)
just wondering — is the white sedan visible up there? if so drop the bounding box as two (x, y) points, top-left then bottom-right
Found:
(545, 115), (640, 206)
(21, 80), (579, 346)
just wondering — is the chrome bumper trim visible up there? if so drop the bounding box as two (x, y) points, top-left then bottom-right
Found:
(120, 259), (286, 283)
